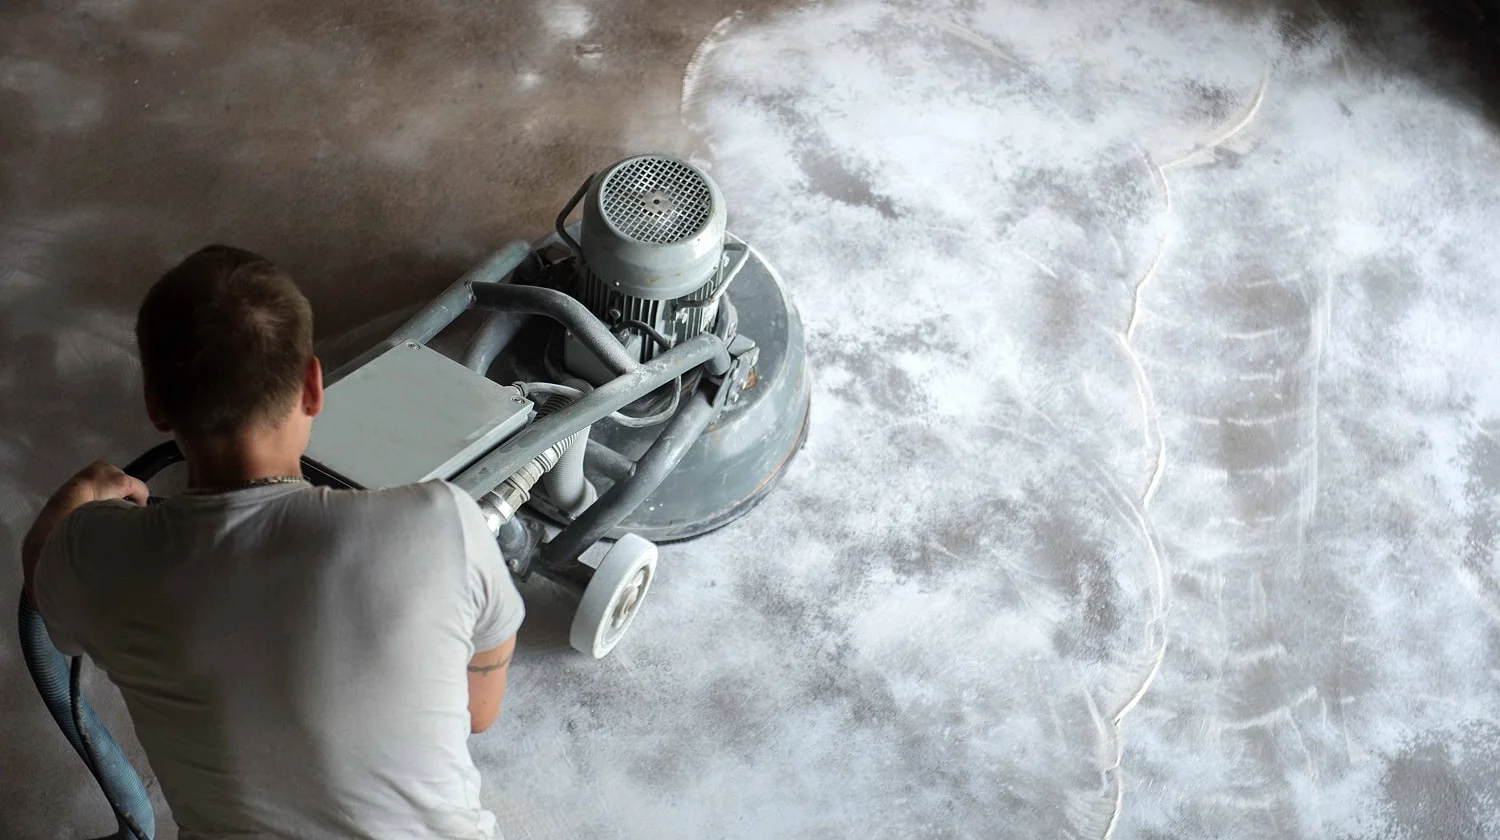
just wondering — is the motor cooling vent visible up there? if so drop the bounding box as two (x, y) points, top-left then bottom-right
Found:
(599, 156), (714, 244)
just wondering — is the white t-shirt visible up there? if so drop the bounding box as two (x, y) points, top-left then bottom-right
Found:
(32, 480), (525, 840)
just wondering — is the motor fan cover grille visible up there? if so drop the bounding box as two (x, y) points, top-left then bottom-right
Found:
(599, 156), (713, 244)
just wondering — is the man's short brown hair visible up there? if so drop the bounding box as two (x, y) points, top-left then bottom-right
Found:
(136, 245), (314, 439)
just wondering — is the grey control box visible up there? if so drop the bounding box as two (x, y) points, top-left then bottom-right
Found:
(306, 342), (533, 489)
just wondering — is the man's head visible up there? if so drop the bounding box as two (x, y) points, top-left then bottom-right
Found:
(136, 245), (321, 448)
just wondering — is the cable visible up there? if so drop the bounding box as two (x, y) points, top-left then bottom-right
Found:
(610, 377), (681, 428)
(619, 319), (674, 352)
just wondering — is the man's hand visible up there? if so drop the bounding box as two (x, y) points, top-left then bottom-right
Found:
(64, 461), (150, 506)
(21, 461), (148, 596)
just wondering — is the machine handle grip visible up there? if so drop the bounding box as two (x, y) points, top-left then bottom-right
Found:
(554, 174), (593, 257)
(722, 240), (750, 284)
(678, 240), (751, 314)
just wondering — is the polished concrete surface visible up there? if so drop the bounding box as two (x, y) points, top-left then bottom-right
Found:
(3, 1), (1500, 838)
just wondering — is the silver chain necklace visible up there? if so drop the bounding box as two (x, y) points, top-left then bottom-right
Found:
(184, 475), (308, 495)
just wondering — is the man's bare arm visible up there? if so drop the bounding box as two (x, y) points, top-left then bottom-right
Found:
(467, 634), (517, 734)
(21, 461), (148, 597)
(467, 657), (511, 675)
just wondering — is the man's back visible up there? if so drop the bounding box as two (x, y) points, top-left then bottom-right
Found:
(33, 480), (523, 839)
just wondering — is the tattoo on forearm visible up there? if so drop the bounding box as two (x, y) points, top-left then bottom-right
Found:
(468, 656), (511, 675)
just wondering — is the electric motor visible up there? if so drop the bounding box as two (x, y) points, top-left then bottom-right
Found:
(563, 155), (745, 377)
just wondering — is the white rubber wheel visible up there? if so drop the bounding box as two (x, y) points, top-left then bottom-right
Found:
(569, 534), (658, 659)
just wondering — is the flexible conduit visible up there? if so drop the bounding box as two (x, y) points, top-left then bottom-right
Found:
(19, 594), (155, 839)
(16, 443), (182, 838)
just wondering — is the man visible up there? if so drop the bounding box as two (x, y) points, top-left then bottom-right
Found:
(20, 245), (523, 839)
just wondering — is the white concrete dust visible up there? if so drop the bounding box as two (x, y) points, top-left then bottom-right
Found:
(658, 1), (1500, 837)
(541, 2), (594, 41)
(0, 59), (104, 133)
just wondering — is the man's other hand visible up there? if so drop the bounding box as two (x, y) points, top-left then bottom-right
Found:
(22, 460), (148, 595)
(68, 461), (150, 506)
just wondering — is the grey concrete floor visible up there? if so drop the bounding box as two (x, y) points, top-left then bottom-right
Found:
(4, 1), (1500, 838)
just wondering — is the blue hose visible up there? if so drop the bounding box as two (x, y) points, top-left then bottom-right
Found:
(17, 441), (180, 839)
(19, 594), (155, 839)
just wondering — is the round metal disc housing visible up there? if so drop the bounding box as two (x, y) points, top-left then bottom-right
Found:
(580, 154), (728, 300)
(520, 237), (811, 543)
